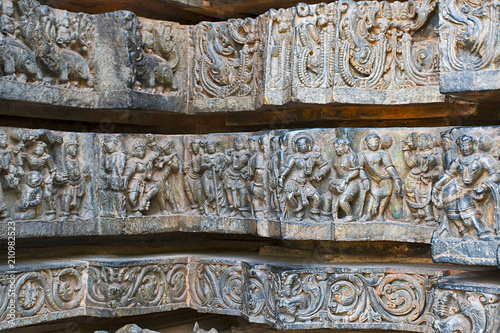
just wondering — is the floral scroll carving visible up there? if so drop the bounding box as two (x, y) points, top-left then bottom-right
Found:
(440, 0), (500, 72)
(192, 18), (264, 99)
(87, 263), (188, 309)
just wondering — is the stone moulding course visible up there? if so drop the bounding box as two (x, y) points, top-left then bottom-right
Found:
(0, 254), (459, 332)
(1, 125), (500, 266)
(0, 0), (497, 115)
(2, 256), (499, 332)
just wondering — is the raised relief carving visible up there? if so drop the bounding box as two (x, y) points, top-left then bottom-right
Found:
(2, 267), (85, 321)
(268, 135), (286, 221)
(183, 140), (205, 215)
(124, 135), (161, 217)
(403, 132), (442, 226)
(152, 140), (181, 215)
(190, 263), (243, 311)
(266, 8), (293, 95)
(224, 136), (251, 218)
(433, 134), (500, 241)
(59, 135), (90, 220)
(279, 132), (330, 221)
(338, 0), (439, 89)
(193, 18), (263, 99)
(327, 273), (436, 326)
(294, 3), (336, 90)
(276, 272), (327, 324)
(123, 13), (180, 94)
(87, 263), (187, 309)
(12, 130), (90, 221)
(16, 0), (94, 87)
(358, 133), (402, 222)
(322, 138), (363, 222)
(100, 136), (127, 218)
(248, 136), (266, 219)
(433, 290), (500, 332)
(200, 139), (228, 216)
(440, 0), (500, 72)
(0, 130), (19, 220)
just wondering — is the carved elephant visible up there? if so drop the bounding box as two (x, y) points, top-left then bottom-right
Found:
(0, 34), (43, 82)
(151, 53), (178, 92)
(135, 53), (178, 93)
(56, 48), (94, 87)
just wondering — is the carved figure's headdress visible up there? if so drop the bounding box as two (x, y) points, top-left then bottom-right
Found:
(291, 131), (313, 152)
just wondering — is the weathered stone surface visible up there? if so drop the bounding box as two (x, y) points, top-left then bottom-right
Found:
(433, 271), (500, 332)
(439, 0), (500, 100)
(0, 125), (499, 268)
(0, 0), (498, 117)
(0, 254), (454, 332)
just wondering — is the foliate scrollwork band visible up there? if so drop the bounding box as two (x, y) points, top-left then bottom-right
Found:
(0, 0), (497, 112)
(6, 256), (499, 332)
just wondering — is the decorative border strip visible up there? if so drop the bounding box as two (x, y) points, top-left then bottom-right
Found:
(0, 255), (454, 332)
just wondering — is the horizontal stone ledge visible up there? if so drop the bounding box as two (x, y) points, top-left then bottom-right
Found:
(0, 254), (474, 332)
(0, 0), (498, 116)
(0, 125), (499, 266)
(0, 216), (435, 243)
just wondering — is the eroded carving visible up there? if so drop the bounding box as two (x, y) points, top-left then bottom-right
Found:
(440, 0), (500, 72)
(322, 137), (363, 222)
(15, 0), (95, 87)
(433, 290), (500, 332)
(123, 13), (180, 94)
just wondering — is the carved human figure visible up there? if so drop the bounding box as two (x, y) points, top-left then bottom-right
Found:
(440, 129), (455, 170)
(224, 136), (251, 217)
(15, 170), (42, 220)
(151, 140), (180, 215)
(276, 274), (306, 323)
(19, 140), (66, 220)
(124, 136), (160, 216)
(200, 139), (227, 216)
(278, 132), (329, 221)
(323, 138), (362, 222)
(183, 140), (204, 214)
(403, 133), (442, 226)
(248, 136), (266, 219)
(55, 12), (72, 47)
(0, 130), (17, 219)
(433, 134), (500, 241)
(358, 133), (402, 221)
(1, 0), (16, 36)
(268, 136), (285, 218)
(100, 136), (127, 218)
(60, 137), (90, 220)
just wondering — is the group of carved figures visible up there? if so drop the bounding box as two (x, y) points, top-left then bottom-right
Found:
(98, 129), (500, 242)
(0, 0), (94, 87)
(0, 129), (90, 221)
(0, 126), (498, 243)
